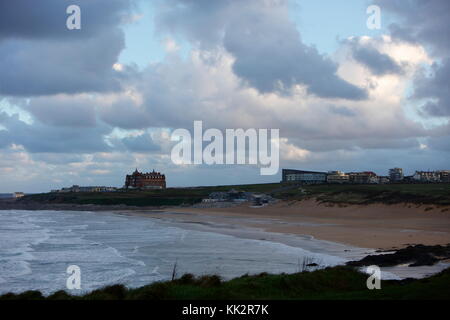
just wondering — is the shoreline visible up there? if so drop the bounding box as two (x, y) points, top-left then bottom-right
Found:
(3, 198), (449, 250)
(115, 200), (450, 279)
(118, 210), (374, 264)
(122, 199), (450, 250)
(2, 198), (449, 250)
(2, 204), (449, 282)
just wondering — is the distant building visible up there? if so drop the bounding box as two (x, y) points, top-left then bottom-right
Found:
(226, 189), (247, 201)
(251, 194), (270, 206)
(282, 169), (327, 185)
(413, 171), (441, 183)
(347, 172), (378, 184)
(202, 198), (219, 203)
(437, 170), (450, 183)
(327, 171), (350, 184)
(57, 185), (117, 193)
(281, 167), (448, 185)
(389, 168), (404, 182)
(125, 169), (166, 189)
(205, 190), (272, 204)
(208, 192), (230, 201)
(377, 176), (390, 184)
(13, 192), (25, 198)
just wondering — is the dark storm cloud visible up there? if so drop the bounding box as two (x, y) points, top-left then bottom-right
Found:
(427, 135), (450, 152)
(376, 0), (450, 117)
(0, 112), (111, 153)
(156, 0), (367, 100)
(121, 134), (161, 152)
(0, 0), (133, 40)
(376, 0), (450, 57)
(0, 129), (9, 148)
(0, 0), (134, 96)
(98, 94), (155, 130)
(24, 95), (98, 127)
(223, 9), (367, 99)
(30, 153), (86, 165)
(327, 105), (357, 117)
(156, 0), (232, 47)
(0, 31), (124, 96)
(286, 134), (421, 153)
(349, 42), (402, 75)
(415, 59), (450, 117)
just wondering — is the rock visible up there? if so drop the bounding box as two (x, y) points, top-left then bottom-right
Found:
(346, 244), (450, 267)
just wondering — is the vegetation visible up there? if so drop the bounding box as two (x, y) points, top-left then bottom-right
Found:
(2, 266), (450, 300)
(18, 183), (281, 207)
(18, 183), (450, 207)
(273, 183), (450, 205)
(21, 189), (203, 207)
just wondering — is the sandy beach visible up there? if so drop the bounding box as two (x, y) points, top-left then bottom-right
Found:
(124, 199), (450, 250)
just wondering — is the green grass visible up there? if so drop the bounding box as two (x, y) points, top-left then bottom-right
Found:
(21, 190), (202, 207)
(274, 183), (450, 205)
(19, 183), (281, 207)
(2, 266), (450, 300)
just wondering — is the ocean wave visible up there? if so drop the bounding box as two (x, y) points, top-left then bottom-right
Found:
(0, 209), (360, 295)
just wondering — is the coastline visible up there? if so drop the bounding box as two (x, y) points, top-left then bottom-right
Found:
(121, 199), (450, 250)
(0, 209), (371, 294)
(3, 198), (449, 279)
(0, 211), (450, 300)
(3, 197), (449, 250)
(116, 199), (450, 279)
(2, 197), (449, 250)
(1, 202), (449, 293)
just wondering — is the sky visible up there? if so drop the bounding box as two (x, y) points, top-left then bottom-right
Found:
(0, 0), (449, 192)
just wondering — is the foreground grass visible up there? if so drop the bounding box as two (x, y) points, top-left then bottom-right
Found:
(2, 266), (450, 300)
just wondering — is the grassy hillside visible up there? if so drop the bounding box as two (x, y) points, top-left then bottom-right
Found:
(19, 183), (280, 207)
(273, 183), (450, 205)
(2, 266), (450, 300)
(18, 183), (450, 207)
(21, 189), (204, 207)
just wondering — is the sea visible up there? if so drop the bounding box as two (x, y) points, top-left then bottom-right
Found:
(0, 209), (444, 295)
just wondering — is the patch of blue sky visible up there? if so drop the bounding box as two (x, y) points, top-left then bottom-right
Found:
(0, 99), (33, 125)
(105, 127), (171, 141)
(289, 0), (394, 55)
(118, 1), (191, 69)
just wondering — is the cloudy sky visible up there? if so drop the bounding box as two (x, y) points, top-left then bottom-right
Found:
(0, 0), (449, 192)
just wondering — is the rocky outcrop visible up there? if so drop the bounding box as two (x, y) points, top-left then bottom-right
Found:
(346, 244), (450, 267)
